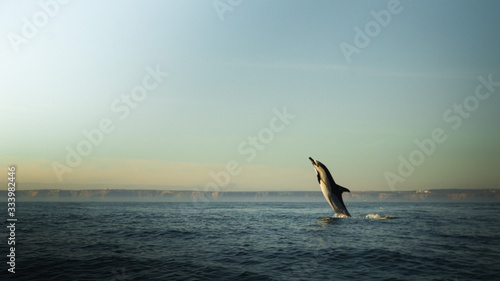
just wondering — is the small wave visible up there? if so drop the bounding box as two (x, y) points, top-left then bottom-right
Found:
(365, 214), (397, 220)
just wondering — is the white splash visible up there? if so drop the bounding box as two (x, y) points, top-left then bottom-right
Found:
(365, 214), (396, 219)
(334, 213), (351, 218)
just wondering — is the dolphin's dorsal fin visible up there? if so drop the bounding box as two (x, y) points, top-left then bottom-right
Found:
(339, 186), (350, 193)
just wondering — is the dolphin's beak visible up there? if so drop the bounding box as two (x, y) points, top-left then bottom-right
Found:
(309, 157), (318, 169)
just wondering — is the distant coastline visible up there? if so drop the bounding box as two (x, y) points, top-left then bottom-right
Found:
(1, 189), (498, 202)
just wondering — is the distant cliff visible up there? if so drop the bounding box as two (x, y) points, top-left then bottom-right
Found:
(1, 189), (499, 202)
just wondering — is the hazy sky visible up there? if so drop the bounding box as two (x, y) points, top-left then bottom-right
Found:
(1, 0), (499, 191)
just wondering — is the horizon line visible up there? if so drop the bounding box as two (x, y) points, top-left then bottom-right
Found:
(4, 188), (499, 192)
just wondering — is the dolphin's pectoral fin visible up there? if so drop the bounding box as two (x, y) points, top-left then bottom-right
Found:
(316, 173), (321, 184)
(339, 186), (350, 193)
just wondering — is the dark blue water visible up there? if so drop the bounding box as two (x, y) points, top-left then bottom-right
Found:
(2, 202), (499, 280)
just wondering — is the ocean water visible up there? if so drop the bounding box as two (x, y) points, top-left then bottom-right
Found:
(2, 201), (499, 280)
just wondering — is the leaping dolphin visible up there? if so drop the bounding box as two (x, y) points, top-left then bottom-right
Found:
(309, 157), (351, 217)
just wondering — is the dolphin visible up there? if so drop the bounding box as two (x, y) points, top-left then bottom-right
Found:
(309, 157), (351, 217)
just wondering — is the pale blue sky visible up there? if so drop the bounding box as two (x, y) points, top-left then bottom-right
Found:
(1, 0), (499, 191)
